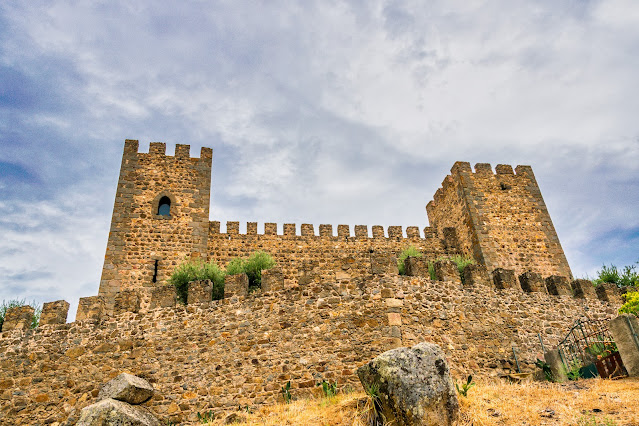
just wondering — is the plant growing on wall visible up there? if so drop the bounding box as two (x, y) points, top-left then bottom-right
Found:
(397, 246), (422, 275)
(593, 261), (639, 288)
(619, 291), (639, 316)
(0, 299), (41, 330)
(169, 259), (225, 304)
(426, 255), (475, 281)
(225, 251), (275, 290)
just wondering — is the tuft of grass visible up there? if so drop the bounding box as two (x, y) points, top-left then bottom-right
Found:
(169, 259), (225, 304)
(0, 299), (41, 330)
(397, 246), (422, 275)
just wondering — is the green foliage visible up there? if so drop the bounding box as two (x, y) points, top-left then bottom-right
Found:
(169, 259), (225, 304)
(577, 415), (617, 426)
(619, 291), (639, 316)
(585, 340), (618, 358)
(428, 262), (436, 280)
(455, 375), (475, 397)
(226, 251), (275, 289)
(566, 361), (583, 381)
(535, 359), (554, 382)
(397, 246), (422, 275)
(0, 299), (41, 330)
(317, 379), (338, 398)
(594, 261), (639, 288)
(197, 410), (214, 424)
(281, 380), (292, 404)
(426, 255), (475, 282)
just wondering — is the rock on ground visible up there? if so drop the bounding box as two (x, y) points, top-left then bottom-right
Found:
(98, 373), (154, 405)
(357, 342), (459, 426)
(76, 398), (160, 426)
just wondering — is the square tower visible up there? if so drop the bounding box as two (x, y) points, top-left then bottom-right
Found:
(426, 162), (571, 278)
(99, 140), (213, 305)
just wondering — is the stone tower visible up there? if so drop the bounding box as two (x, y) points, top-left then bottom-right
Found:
(426, 162), (571, 278)
(99, 140), (212, 305)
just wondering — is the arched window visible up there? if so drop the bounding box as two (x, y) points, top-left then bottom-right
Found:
(157, 196), (171, 216)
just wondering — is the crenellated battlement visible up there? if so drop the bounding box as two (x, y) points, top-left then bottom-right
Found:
(209, 221), (436, 239)
(124, 139), (212, 161)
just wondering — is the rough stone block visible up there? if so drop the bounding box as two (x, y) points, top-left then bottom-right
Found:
(224, 274), (249, 298)
(226, 221), (239, 234)
(434, 260), (460, 283)
(76, 296), (106, 322)
(188, 280), (212, 304)
(301, 224), (314, 236)
(545, 275), (572, 296)
(264, 223), (277, 235)
(98, 373), (154, 404)
(337, 224), (350, 237)
(405, 226), (420, 239)
(404, 257), (430, 278)
(544, 349), (568, 383)
(463, 264), (490, 288)
(357, 342), (459, 426)
(114, 290), (141, 315)
(387, 226), (402, 238)
(609, 315), (639, 377)
(596, 282), (622, 304)
(319, 224), (332, 237)
(372, 225), (384, 238)
(77, 399), (160, 426)
(492, 268), (518, 290)
(283, 223), (295, 235)
(39, 300), (70, 326)
(247, 222), (257, 235)
(370, 253), (398, 275)
(150, 285), (177, 309)
(354, 225), (368, 238)
(442, 228), (460, 252)
(2, 305), (34, 332)
(518, 272), (546, 293)
(571, 279), (597, 299)
(261, 268), (284, 292)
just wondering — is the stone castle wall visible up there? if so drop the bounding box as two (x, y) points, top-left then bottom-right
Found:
(0, 267), (620, 425)
(427, 161), (571, 278)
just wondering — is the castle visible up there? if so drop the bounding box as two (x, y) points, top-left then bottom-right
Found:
(0, 140), (623, 424)
(99, 139), (571, 306)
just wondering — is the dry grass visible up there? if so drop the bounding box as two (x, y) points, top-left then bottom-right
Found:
(201, 377), (639, 426)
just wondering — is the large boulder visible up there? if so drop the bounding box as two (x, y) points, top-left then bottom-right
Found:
(98, 373), (154, 405)
(357, 342), (459, 426)
(76, 398), (160, 426)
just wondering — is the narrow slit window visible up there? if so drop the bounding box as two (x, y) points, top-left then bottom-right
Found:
(152, 259), (159, 283)
(157, 196), (171, 216)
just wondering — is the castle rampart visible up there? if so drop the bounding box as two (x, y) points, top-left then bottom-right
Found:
(0, 269), (620, 424)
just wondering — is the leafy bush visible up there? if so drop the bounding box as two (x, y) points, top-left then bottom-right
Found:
(397, 246), (422, 275)
(169, 259), (225, 304)
(0, 299), (41, 330)
(594, 261), (639, 288)
(426, 255), (475, 282)
(619, 291), (639, 316)
(226, 251), (275, 289)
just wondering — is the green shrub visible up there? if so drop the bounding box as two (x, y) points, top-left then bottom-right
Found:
(226, 251), (275, 290)
(169, 259), (225, 304)
(426, 255), (475, 282)
(594, 261), (638, 288)
(619, 291), (639, 316)
(0, 299), (41, 330)
(397, 246), (422, 275)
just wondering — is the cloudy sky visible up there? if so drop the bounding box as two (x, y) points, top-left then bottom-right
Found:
(1, 1), (637, 320)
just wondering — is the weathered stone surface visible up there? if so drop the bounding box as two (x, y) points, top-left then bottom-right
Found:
(114, 290), (141, 315)
(76, 296), (106, 321)
(261, 268), (284, 292)
(462, 264), (490, 288)
(492, 268), (518, 290)
(572, 279), (597, 299)
(544, 349), (568, 383)
(77, 398), (160, 426)
(545, 275), (572, 296)
(2, 306), (34, 331)
(40, 300), (70, 326)
(150, 285), (177, 309)
(357, 342), (459, 426)
(434, 260), (460, 283)
(224, 274), (248, 298)
(519, 272), (546, 293)
(596, 282), (622, 304)
(98, 373), (154, 404)
(188, 280), (212, 304)
(370, 254), (398, 275)
(609, 315), (639, 377)
(404, 257), (430, 277)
